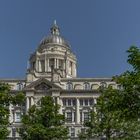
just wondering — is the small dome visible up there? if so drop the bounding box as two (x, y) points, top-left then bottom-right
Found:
(39, 21), (70, 48)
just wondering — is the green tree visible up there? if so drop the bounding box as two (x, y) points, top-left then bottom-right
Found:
(0, 83), (25, 139)
(20, 96), (68, 140)
(79, 46), (140, 140)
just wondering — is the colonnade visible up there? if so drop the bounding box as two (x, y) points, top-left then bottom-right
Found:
(26, 96), (97, 124)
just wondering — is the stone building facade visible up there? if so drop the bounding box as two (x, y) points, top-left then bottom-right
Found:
(0, 21), (117, 139)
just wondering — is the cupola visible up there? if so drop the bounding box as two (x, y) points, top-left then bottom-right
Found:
(27, 21), (77, 82)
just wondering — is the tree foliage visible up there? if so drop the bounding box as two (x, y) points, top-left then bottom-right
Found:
(0, 83), (25, 139)
(20, 96), (68, 140)
(79, 46), (140, 140)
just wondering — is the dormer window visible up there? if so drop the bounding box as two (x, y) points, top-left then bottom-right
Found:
(100, 82), (107, 88)
(16, 82), (23, 90)
(66, 82), (73, 90)
(84, 82), (90, 90)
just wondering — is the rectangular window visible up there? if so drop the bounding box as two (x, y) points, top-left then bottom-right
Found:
(40, 60), (45, 72)
(58, 59), (64, 69)
(49, 58), (54, 68)
(12, 128), (16, 137)
(62, 98), (66, 106)
(89, 99), (94, 106)
(79, 99), (83, 106)
(15, 112), (21, 122)
(84, 112), (89, 122)
(73, 112), (76, 122)
(80, 112), (82, 122)
(84, 99), (88, 106)
(68, 99), (71, 106)
(71, 128), (75, 137)
(69, 61), (72, 75)
(72, 99), (76, 106)
(66, 112), (72, 123)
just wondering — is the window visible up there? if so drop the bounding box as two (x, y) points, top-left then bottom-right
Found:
(62, 98), (66, 106)
(79, 99), (83, 106)
(15, 112), (21, 122)
(68, 99), (71, 106)
(16, 82), (23, 90)
(66, 112), (72, 123)
(70, 128), (75, 137)
(80, 112), (82, 122)
(84, 112), (89, 122)
(80, 98), (93, 106)
(12, 127), (16, 137)
(72, 99), (76, 106)
(84, 99), (88, 106)
(73, 112), (76, 122)
(40, 60), (45, 72)
(89, 99), (94, 106)
(66, 82), (73, 90)
(69, 61), (72, 75)
(84, 82), (90, 90)
(58, 59), (64, 69)
(49, 58), (54, 68)
(63, 98), (76, 106)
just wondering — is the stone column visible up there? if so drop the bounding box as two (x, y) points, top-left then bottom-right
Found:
(72, 62), (74, 76)
(73, 63), (77, 77)
(72, 111), (75, 123)
(76, 98), (80, 124)
(46, 59), (49, 72)
(55, 58), (57, 69)
(36, 59), (38, 72)
(45, 59), (47, 72)
(44, 50), (47, 72)
(56, 59), (58, 69)
(58, 97), (63, 114)
(94, 98), (97, 112)
(31, 97), (34, 106)
(26, 97), (29, 112)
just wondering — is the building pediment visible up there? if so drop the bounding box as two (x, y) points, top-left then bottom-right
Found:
(24, 78), (61, 91)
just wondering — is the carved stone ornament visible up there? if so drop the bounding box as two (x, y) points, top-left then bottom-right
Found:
(34, 82), (51, 90)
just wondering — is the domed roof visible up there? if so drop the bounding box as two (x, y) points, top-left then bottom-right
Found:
(39, 21), (70, 48)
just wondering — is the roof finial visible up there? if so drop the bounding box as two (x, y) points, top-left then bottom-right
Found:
(54, 20), (57, 25)
(51, 20), (60, 35)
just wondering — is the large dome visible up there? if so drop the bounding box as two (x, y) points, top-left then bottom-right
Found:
(39, 21), (70, 48)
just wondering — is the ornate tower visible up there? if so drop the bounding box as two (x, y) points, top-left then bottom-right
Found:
(26, 21), (77, 82)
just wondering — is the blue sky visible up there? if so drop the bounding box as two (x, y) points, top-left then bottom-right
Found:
(0, 0), (140, 78)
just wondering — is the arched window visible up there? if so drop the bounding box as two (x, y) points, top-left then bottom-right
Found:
(66, 82), (73, 90)
(84, 82), (90, 90)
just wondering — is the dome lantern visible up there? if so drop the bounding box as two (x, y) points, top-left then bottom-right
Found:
(50, 20), (60, 35)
